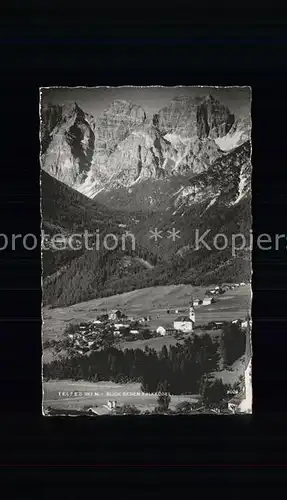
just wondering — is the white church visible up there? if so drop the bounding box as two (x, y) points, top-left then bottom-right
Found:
(156, 298), (195, 336)
(173, 298), (195, 333)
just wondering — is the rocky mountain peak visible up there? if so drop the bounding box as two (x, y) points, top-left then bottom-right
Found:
(41, 101), (96, 187)
(155, 94), (234, 140)
(40, 103), (63, 154)
(98, 99), (147, 126)
(196, 94), (235, 139)
(62, 101), (81, 114)
(40, 94), (251, 204)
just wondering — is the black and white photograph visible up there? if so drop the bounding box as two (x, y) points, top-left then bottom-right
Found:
(40, 86), (252, 416)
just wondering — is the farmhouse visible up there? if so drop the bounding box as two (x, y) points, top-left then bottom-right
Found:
(113, 330), (122, 336)
(213, 321), (224, 329)
(109, 309), (123, 321)
(202, 297), (214, 306)
(157, 326), (167, 336)
(88, 406), (111, 416)
(233, 317), (251, 329)
(193, 299), (202, 307)
(114, 323), (129, 330)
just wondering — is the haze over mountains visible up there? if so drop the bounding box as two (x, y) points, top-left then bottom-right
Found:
(40, 88), (252, 308)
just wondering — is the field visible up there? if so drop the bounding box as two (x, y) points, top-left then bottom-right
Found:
(42, 283), (251, 345)
(43, 380), (200, 413)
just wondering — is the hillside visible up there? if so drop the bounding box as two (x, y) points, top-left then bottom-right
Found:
(42, 165), (251, 308)
(41, 172), (163, 306)
(41, 92), (252, 308)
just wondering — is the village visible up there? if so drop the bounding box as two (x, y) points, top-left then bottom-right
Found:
(53, 281), (249, 357)
(43, 281), (252, 416)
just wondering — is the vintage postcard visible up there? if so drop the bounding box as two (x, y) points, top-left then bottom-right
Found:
(41, 86), (252, 416)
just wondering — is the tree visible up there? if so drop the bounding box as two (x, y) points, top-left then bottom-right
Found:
(115, 404), (141, 415)
(199, 376), (228, 409)
(220, 322), (246, 367)
(159, 345), (168, 360)
(140, 328), (151, 340)
(156, 381), (171, 413)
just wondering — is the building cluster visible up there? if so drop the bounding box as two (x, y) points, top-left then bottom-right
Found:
(64, 281), (251, 358)
(87, 401), (120, 416)
(157, 287), (251, 339)
(67, 321), (107, 355)
(205, 282), (247, 298)
(232, 318), (251, 329)
(66, 309), (154, 355)
(157, 299), (196, 336)
(168, 295), (215, 312)
(206, 282), (247, 297)
(193, 296), (215, 307)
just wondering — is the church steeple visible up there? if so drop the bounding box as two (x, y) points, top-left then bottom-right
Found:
(189, 296), (195, 324)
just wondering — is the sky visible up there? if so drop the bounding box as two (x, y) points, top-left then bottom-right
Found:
(41, 86), (251, 120)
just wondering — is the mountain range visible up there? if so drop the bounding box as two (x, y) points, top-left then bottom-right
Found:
(40, 93), (252, 308)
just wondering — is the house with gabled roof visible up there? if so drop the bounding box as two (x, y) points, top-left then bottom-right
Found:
(157, 325), (167, 336)
(108, 309), (123, 321)
(202, 297), (214, 306)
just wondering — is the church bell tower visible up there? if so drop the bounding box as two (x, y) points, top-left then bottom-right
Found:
(189, 296), (195, 325)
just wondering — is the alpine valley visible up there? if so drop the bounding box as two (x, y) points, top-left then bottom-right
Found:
(41, 94), (252, 308)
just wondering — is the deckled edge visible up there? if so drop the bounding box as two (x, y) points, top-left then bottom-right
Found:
(249, 85), (253, 414)
(39, 85), (252, 89)
(39, 88), (48, 416)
